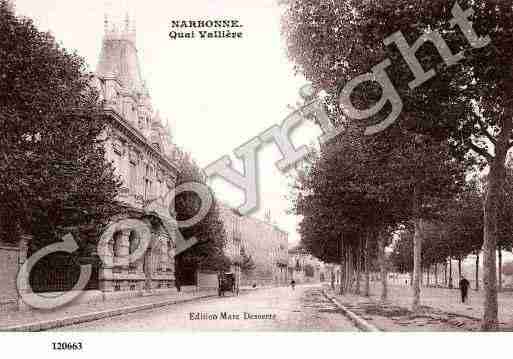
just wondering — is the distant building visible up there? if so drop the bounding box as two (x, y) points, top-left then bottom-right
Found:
(288, 247), (327, 284)
(219, 205), (289, 287)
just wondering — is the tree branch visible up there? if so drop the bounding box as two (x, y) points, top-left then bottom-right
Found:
(475, 117), (498, 146)
(466, 140), (494, 162)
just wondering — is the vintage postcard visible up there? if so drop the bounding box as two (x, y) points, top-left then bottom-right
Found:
(1, 0), (513, 355)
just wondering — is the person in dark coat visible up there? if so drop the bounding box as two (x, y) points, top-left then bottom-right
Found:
(459, 276), (470, 303)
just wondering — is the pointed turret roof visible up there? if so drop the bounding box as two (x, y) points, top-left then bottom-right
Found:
(97, 13), (144, 95)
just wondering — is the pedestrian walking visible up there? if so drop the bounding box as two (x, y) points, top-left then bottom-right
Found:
(290, 280), (296, 290)
(459, 276), (470, 303)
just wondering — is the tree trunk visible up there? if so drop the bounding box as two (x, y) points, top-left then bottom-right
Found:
(475, 253), (480, 291)
(348, 246), (354, 293)
(378, 236), (387, 301)
(481, 116), (510, 331)
(498, 246), (503, 293)
(449, 258), (453, 289)
(339, 240), (345, 295)
(427, 266), (430, 287)
(344, 245), (352, 293)
(483, 187), (500, 330)
(412, 218), (423, 310)
(364, 236), (370, 297)
(435, 263), (438, 287)
(355, 239), (362, 295)
(344, 246), (349, 293)
(444, 261), (448, 287)
(458, 259), (462, 280)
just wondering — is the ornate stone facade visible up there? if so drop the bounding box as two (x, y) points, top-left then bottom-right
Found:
(90, 16), (180, 295)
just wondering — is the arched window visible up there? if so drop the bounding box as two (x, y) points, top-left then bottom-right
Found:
(129, 160), (137, 194)
(112, 231), (123, 273)
(129, 231), (139, 255)
(129, 231), (141, 272)
(145, 165), (155, 201)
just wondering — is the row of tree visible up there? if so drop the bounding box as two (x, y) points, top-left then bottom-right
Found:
(283, 0), (513, 330)
(391, 173), (513, 291)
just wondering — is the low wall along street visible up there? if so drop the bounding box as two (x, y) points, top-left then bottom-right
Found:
(0, 237), (28, 312)
(0, 246), (20, 311)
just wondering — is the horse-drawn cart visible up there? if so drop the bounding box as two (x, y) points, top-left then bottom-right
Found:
(218, 272), (239, 296)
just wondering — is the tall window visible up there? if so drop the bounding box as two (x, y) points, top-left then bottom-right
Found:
(112, 152), (121, 177)
(156, 177), (163, 205)
(144, 165), (153, 201)
(129, 161), (137, 194)
(111, 140), (122, 178)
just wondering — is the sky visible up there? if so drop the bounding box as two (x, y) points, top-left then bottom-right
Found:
(13, 0), (322, 246)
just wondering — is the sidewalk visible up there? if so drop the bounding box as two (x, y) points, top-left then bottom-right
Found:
(0, 289), (217, 331)
(0, 284), (288, 331)
(327, 282), (513, 331)
(371, 282), (513, 325)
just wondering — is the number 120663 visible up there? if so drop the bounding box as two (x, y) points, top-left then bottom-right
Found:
(52, 342), (83, 351)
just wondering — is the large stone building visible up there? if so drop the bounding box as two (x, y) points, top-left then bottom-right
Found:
(219, 205), (289, 287)
(89, 16), (181, 296)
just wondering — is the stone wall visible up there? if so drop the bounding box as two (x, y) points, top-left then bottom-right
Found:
(0, 236), (28, 312)
(0, 246), (20, 311)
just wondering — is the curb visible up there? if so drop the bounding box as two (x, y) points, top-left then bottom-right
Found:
(322, 290), (381, 332)
(0, 293), (216, 332)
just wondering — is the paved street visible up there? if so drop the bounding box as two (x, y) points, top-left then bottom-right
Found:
(54, 285), (357, 331)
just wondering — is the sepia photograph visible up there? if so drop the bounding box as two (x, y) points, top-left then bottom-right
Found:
(1, 0), (513, 356)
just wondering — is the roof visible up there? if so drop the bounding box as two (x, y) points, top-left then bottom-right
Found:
(96, 36), (146, 95)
